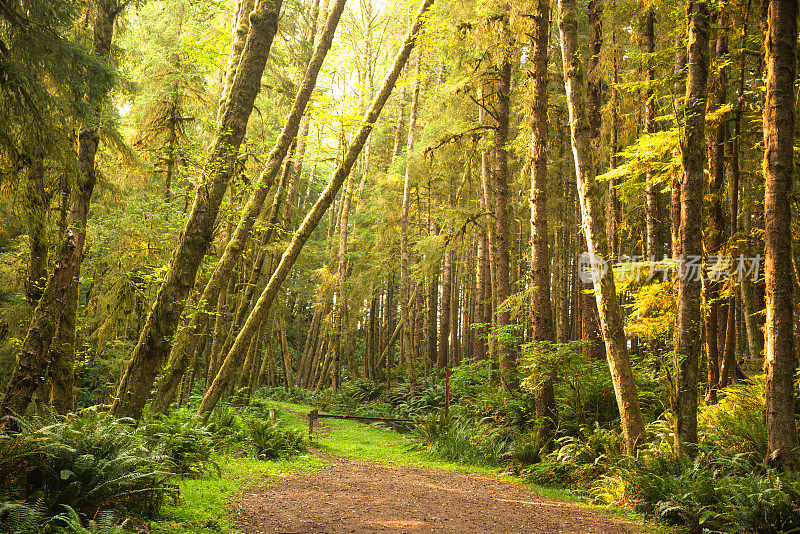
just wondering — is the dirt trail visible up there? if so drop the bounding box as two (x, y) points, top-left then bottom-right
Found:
(231, 451), (640, 534)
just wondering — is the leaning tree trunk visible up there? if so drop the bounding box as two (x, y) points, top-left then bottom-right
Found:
(111, 0), (283, 419)
(149, 0), (345, 414)
(763, 0), (798, 471)
(196, 0), (435, 419)
(674, 0), (710, 458)
(529, 0), (556, 448)
(557, 0), (646, 453)
(1, 2), (120, 418)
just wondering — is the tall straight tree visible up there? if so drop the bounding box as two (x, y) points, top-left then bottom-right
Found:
(763, 0), (798, 471)
(581, 0), (603, 361)
(642, 6), (659, 259)
(196, 0), (436, 417)
(674, 0), (710, 457)
(528, 0), (556, 447)
(401, 46), (422, 392)
(491, 13), (517, 390)
(111, 0), (283, 419)
(557, 0), (645, 453)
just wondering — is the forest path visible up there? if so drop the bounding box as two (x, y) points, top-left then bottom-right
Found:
(230, 449), (640, 534)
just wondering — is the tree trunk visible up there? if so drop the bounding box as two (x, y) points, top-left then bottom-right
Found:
(151, 0), (343, 413)
(704, 5), (728, 399)
(642, 8), (660, 259)
(492, 54), (516, 390)
(529, 0), (555, 448)
(438, 241), (452, 370)
(218, 0), (256, 120)
(24, 155), (48, 305)
(674, 0), (710, 457)
(763, 0), (798, 471)
(1, 2), (120, 418)
(196, 0), (434, 418)
(111, 0), (283, 419)
(557, 0), (646, 453)
(401, 46), (423, 393)
(582, 0), (604, 361)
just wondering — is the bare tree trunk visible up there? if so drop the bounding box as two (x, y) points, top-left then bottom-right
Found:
(763, 0), (798, 471)
(401, 46), (423, 393)
(642, 8), (660, 259)
(582, 0), (604, 361)
(674, 0), (710, 457)
(704, 5), (728, 399)
(438, 242), (452, 370)
(557, 0), (646, 453)
(197, 0), (435, 418)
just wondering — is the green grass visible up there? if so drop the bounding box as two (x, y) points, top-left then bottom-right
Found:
(151, 455), (325, 534)
(149, 401), (322, 534)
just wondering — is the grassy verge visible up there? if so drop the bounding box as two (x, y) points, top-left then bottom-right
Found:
(151, 455), (324, 534)
(149, 402), (322, 534)
(150, 400), (666, 533)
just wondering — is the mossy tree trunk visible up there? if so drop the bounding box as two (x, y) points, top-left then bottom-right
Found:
(557, 0), (646, 454)
(111, 0), (283, 419)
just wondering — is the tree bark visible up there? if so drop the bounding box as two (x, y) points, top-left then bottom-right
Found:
(557, 0), (646, 453)
(401, 46), (423, 393)
(704, 4), (728, 399)
(674, 0), (710, 457)
(642, 8), (660, 259)
(492, 50), (516, 390)
(582, 0), (604, 361)
(24, 155), (48, 305)
(529, 0), (555, 448)
(763, 0), (798, 471)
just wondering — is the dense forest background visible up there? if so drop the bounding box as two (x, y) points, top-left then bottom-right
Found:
(2, 0), (800, 530)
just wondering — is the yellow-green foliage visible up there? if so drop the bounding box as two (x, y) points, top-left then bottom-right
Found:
(623, 281), (676, 340)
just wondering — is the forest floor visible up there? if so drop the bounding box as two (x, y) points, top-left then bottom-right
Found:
(227, 404), (649, 534)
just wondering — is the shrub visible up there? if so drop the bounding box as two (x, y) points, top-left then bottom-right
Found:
(619, 451), (800, 533)
(245, 420), (306, 461)
(698, 376), (768, 469)
(523, 424), (623, 487)
(0, 411), (173, 522)
(0, 501), (49, 534)
(140, 409), (217, 477)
